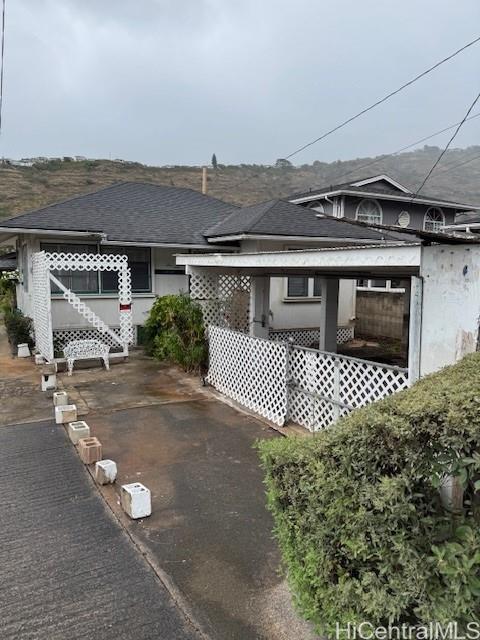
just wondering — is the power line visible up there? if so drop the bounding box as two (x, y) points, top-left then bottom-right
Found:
(284, 35), (480, 160)
(412, 90), (480, 198)
(436, 151), (480, 174)
(0, 0), (5, 137)
(308, 112), (480, 187)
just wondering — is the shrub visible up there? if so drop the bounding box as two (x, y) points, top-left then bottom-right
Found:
(257, 353), (480, 635)
(3, 308), (34, 351)
(143, 294), (207, 373)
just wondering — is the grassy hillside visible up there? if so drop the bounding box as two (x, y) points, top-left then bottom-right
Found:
(1, 145), (479, 220)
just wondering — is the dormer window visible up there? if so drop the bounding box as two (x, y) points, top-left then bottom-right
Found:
(306, 200), (324, 214)
(424, 207), (445, 232)
(355, 199), (383, 225)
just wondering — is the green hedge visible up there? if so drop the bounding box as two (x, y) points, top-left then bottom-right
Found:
(257, 353), (480, 634)
(143, 294), (207, 373)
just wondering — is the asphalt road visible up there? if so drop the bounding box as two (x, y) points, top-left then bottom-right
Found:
(0, 420), (202, 640)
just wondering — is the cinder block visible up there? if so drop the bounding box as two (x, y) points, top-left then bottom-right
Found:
(54, 404), (77, 424)
(68, 420), (90, 444)
(34, 354), (45, 365)
(121, 483), (151, 519)
(53, 391), (69, 406)
(41, 372), (57, 392)
(17, 343), (30, 358)
(78, 436), (102, 464)
(95, 459), (117, 485)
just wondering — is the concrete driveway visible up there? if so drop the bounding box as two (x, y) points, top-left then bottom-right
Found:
(0, 338), (317, 639)
(0, 419), (202, 640)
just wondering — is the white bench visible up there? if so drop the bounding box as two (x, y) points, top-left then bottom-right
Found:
(63, 339), (110, 376)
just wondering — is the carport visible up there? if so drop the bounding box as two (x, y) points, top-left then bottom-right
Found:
(177, 240), (480, 430)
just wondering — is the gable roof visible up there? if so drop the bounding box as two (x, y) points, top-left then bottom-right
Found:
(0, 182), (238, 246)
(204, 199), (403, 242)
(289, 174), (479, 210)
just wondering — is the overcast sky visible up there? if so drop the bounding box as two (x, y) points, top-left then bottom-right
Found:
(3, 0), (480, 166)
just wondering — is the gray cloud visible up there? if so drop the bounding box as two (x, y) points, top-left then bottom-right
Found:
(3, 0), (480, 165)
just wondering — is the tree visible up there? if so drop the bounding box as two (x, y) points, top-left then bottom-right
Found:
(211, 153), (218, 170)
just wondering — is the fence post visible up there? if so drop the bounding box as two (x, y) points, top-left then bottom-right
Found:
(333, 359), (341, 421)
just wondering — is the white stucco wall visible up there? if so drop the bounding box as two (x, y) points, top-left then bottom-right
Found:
(420, 244), (480, 375)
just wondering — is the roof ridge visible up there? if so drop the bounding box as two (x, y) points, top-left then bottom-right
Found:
(205, 198), (279, 236)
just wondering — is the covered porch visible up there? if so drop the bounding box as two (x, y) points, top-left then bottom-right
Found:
(177, 242), (480, 431)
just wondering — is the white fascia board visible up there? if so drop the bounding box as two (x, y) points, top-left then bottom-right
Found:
(101, 239), (236, 250)
(290, 191), (479, 210)
(350, 174), (410, 192)
(206, 233), (390, 244)
(176, 244), (422, 270)
(0, 227), (104, 238)
(444, 222), (480, 230)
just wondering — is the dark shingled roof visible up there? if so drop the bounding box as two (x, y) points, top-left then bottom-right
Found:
(0, 182), (238, 246)
(0, 251), (16, 271)
(289, 181), (478, 210)
(205, 199), (398, 241)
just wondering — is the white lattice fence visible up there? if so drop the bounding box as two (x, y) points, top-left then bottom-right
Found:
(287, 346), (408, 431)
(269, 325), (354, 346)
(32, 252), (54, 361)
(190, 273), (251, 333)
(207, 325), (288, 426)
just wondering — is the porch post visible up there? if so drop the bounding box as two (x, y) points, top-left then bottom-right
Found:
(319, 277), (339, 352)
(407, 276), (423, 384)
(249, 275), (270, 338)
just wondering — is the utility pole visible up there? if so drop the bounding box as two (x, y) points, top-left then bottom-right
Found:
(202, 166), (207, 194)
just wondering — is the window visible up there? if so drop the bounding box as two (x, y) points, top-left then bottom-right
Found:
(287, 276), (308, 297)
(355, 199), (383, 225)
(397, 211), (410, 228)
(40, 243), (152, 294)
(101, 246), (151, 293)
(424, 207), (445, 232)
(306, 200), (325, 214)
(356, 279), (405, 292)
(41, 243), (99, 293)
(286, 276), (322, 299)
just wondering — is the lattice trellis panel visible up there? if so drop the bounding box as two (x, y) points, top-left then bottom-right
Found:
(32, 252), (54, 361)
(269, 326), (354, 347)
(53, 327), (125, 352)
(287, 346), (408, 432)
(31, 251), (133, 360)
(207, 325), (288, 426)
(190, 273), (251, 334)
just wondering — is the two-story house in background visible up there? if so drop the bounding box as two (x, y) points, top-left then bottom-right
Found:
(287, 174), (479, 339)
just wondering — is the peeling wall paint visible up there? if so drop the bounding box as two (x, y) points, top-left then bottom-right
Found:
(420, 245), (480, 376)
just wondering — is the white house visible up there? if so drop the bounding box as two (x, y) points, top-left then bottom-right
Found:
(0, 181), (404, 353)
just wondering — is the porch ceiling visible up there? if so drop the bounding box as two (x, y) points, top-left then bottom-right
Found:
(176, 243), (422, 278)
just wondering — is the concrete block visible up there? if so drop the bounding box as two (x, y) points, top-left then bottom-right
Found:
(95, 459), (117, 485)
(78, 436), (102, 464)
(68, 420), (90, 444)
(53, 391), (69, 406)
(17, 343), (30, 358)
(121, 483), (151, 519)
(34, 353), (45, 365)
(55, 404), (77, 424)
(41, 372), (57, 392)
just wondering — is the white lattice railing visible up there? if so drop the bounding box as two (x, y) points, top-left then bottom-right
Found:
(190, 273), (251, 333)
(287, 346), (409, 431)
(269, 326), (354, 347)
(206, 325), (408, 432)
(207, 325), (288, 426)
